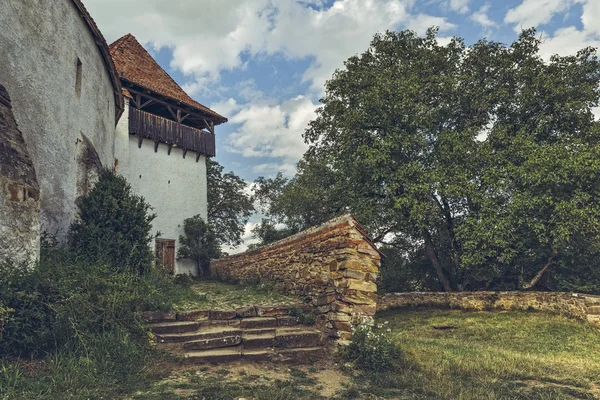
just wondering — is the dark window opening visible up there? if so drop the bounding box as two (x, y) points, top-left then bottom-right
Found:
(75, 58), (83, 98)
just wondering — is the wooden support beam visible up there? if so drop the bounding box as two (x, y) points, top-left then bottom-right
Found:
(135, 94), (142, 109)
(182, 149), (188, 159)
(138, 136), (143, 148)
(154, 140), (160, 153)
(180, 113), (190, 123)
(167, 144), (173, 155)
(140, 98), (154, 109)
(166, 105), (178, 121)
(196, 153), (201, 162)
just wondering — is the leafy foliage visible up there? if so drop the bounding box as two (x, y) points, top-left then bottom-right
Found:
(344, 319), (404, 373)
(178, 215), (221, 277)
(258, 28), (600, 292)
(207, 159), (254, 248)
(69, 169), (156, 275)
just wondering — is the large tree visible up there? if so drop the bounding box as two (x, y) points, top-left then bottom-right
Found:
(261, 28), (600, 292)
(206, 159), (254, 248)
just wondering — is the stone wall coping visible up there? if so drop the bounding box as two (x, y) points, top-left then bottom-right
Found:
(214, 213), (381, 263)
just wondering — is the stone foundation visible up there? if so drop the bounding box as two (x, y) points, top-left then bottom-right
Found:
(210, 214), (382, 340)
(378, 291), (600, 327)
(0, 84), (40, 264)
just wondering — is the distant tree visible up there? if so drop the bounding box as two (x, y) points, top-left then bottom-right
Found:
(207, 159), (254, 248)
(178, 215), (221, 277)
(69, 169), (155, 274)
(261, 28), (600, 291)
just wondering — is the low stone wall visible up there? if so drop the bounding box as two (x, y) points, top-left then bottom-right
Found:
(210, 214), (382, 340)
(378, 292), (600, 327)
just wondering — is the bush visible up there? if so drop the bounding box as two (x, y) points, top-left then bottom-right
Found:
(69, 169), (156, 275)
(178, 215), (221, 277)
(288, 308), (316, 326)
(344, 319), (404, 373)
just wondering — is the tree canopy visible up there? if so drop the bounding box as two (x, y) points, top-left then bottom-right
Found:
(255, 28), (600, 292)
(207, 159), (254, 249)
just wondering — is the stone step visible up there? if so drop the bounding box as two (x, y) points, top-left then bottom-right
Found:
(586, 305), (600, 315)
(184, 346), (324, 364)
(155, 326), (242, 343)
(142, 311), (176, 323)
(185, 347), (242, 364)
(585, 296), (600, 305)
(183, 335), (242, 351)
(240, 317), (279, 329)
(276, 330), (322, 349)
(150, 321), (199, 335)
(587, 315), (600, 326)
(198, 319), (241, 329)
(277, 347), (324, 364)
(242, 349), (275, 362)
(242, 332), (276, 349)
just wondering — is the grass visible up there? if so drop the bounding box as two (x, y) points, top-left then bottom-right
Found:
(172, 280), (301, 311)
(337, 308), (600, 399)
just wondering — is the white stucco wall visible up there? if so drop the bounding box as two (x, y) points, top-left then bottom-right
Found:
(0, 0), (117, 240)
(115, 107), (209, 275)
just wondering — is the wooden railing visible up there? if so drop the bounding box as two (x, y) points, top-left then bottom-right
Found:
(128, 106), (216, 157)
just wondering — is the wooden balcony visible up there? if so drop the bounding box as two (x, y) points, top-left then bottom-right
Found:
(128, 105), (216, 159)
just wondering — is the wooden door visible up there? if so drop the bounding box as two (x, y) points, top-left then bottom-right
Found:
(156, 239), (176, 273)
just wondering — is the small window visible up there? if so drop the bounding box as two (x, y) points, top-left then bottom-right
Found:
(75, 58), (83, 98)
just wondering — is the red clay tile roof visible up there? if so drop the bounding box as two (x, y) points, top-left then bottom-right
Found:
(71, 0), (124, 121)
(109, 34), (226, 123)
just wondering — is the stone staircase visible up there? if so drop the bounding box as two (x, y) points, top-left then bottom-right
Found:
(586, 296), (600, 326)
(144, 305), (327, 364)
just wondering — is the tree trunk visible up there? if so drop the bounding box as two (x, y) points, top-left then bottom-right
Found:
(423, 229), (453, 292)
(521, 252), (556, 290)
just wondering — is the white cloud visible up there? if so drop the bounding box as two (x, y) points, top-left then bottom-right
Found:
(407, 14), (456, 35)
(252, 163), (297, 176)
(84, 0), (451, 94)
(505, 0), (584, 32)
(448, 0), (471, 14)
(470, 4), (497, 28)
(226, 95), (319, 164)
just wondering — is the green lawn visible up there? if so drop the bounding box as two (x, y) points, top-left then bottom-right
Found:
(171, 280), (302, 311)
(338, 308), (600, 399)
(4, 306), (600, 399)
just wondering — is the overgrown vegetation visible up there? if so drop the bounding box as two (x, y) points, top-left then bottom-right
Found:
(338, 309), (600, 399)
(0, 171), (196, 399)
(253, 28), (600, 293)
(343, 319), (404, 373)
(177, 215), (221, 277)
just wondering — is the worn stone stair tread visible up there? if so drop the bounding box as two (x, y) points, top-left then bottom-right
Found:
(155, 326), (242, 343)
(242, 349), (275, 362)
(242, 332), (276, 349)
(240, 317), (279, 329)
(185, 347), (242, 363)
(587, 305), (600, 315)
(275, 330), (322, 348)
(244, 327), (277, 335)
(277, 347), (324, 363)
(150, 321), (199, 334)
(183, 335), (242, 351)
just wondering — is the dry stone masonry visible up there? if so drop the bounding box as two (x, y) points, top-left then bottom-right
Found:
(210, 214), (382, 340)
(0, 84), (40, 264)
(378, 291), (600, 327)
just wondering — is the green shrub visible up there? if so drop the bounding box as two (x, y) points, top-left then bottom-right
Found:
(344, 319), (404, 373)
(69, 169), (156, 275)
(178, 215), (221, 277)
(288, 308), (316, 325)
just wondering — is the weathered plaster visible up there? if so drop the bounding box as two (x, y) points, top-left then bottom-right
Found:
(115, 105), (209, 275)
(0, 0), (117, 240)
(0, 84), (40, 264)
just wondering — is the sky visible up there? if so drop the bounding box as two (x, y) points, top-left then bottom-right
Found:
(84, 0), (600, 250)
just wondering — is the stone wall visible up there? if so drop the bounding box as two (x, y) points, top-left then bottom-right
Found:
(378, 291), (600, 327)
(0, 84), (40, 264)
(210, 214), (381, 340)
(0, 0), (120, 240)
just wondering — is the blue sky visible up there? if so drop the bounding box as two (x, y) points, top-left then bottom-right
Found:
(85, 0), (600, 249)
